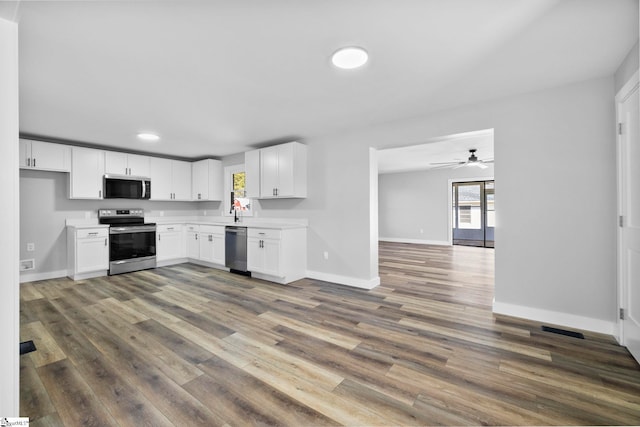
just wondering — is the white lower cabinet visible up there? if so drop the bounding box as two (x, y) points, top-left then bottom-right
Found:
(199, 225), (225, 265)
(67, 226), (109, 280)
(156, 224), (185, 262)
(247, 227), (306, 284)
(185, 224), (225, 266)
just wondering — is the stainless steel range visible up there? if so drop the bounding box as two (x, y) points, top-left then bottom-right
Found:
(98, 209), (156, 275)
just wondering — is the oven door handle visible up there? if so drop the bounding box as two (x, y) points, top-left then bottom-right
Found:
(110, 226), (157, 234)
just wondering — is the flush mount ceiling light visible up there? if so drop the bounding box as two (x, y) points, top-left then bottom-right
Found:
(331, 46), (368, 69)
(137, 133), (160, 142)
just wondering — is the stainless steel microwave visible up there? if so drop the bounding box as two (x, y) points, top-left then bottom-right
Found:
(103, 175), (151, 199)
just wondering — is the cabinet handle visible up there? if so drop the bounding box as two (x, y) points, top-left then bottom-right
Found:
(104, 238), (107, 246)
(195, 234), (198, 240)
(27, 158), (30, 167)
(167, 227), (174, 231)
(99, 190), (102, 198)
(88, 232), (98, 236)
(33, 158), (36, 168)
(158, 234), (161, 241)
(208, 235), (212, 242)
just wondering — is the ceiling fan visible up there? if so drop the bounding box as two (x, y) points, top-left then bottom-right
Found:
(430, 149), (493, 169)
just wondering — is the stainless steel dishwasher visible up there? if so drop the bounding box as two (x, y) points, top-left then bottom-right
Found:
(225, 226), (248, 273)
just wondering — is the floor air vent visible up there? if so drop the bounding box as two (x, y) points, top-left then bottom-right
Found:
(541, 326), (585, 339)
(20, 340), (37, 355)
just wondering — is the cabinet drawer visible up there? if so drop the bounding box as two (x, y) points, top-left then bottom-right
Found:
(248, 228), (281, 240)
(200, 225), (225, 234)
(158, 224), (183, 233)
(77, 228), (108, 239)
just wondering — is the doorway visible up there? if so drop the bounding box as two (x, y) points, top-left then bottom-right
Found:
(452, 180), (494, 248)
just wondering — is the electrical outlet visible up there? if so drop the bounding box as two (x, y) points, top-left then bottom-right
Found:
(26, 243), (35, 252)
(323, 251), (329, 260)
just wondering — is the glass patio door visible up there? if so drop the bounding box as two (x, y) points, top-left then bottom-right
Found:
(452, 180), (494, 248)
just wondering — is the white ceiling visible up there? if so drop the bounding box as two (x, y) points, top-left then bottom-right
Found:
(378, 129), (494, 174)
(1, 0), (637, 160)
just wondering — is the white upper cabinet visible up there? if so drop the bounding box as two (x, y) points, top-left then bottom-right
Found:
(192, 159), (223, 201)
(246, 141), (307, 199)
(105, 151), (150, 177)
(149, 157), (192, 201)
(70, 147), (105, 199)
(19, 139), (71, 172)
(244, 149), (261, 199)
(172, 160), (192, 201)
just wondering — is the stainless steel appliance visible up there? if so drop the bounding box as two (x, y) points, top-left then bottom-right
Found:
(98, 208), (156, 275)
(104, 175), (151, 199)
(225, 226), (247, 273)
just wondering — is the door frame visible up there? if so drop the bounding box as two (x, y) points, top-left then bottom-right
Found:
(616, 69), (639, 345)
(448, 176), (495, 246)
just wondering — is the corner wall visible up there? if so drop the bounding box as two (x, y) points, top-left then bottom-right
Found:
(0, 15), (20, 417)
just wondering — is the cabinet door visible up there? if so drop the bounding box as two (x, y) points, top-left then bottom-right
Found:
(275, 143), (295, 196)
(76, 237), (109, 273)
(127, 154), (150, 177)
(245, 149), (261, 198)
(191, 160), (208, 200)
(19, 140), (30, 168)
(157, 231), (184, 261)
(260, 145), (280, 197)
(186, 231), (200, 259)
(149, 157), (173, 200)
(261, 238), (282, 276)
(172, 160), (192, 201)
(199, 233), (215, 262)
(104, 151), (128, 175)
(247, 236), (265, 272)
(70, 147), (104, 199)
(212, 232), (225, 264)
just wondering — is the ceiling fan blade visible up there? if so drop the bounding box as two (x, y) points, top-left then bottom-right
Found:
(429, 161), (461, 165)
(476, 163), (489, 169)
(429, 164), (460, 170)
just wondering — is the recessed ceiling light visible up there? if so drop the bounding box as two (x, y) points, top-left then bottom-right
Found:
(137, 133), (160, 142)
(331, 46), (368, 69)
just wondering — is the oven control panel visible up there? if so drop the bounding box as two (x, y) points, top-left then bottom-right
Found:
(99, 209), (144, 218)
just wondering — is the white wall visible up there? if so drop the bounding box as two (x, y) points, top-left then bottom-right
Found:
(0, 15), (20, 417)
(19, 169), (219, 281)
(294, 76), (615, 334)
(379, 165), (494, 244)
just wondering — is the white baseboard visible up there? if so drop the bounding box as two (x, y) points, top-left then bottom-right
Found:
(20, 269), (67, 283)
(306, 270), (380, 290)
(379, 237), (450, 246)
(493, 300), (616, 336)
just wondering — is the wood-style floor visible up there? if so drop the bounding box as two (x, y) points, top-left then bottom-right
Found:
(20, 242), (640, 426)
